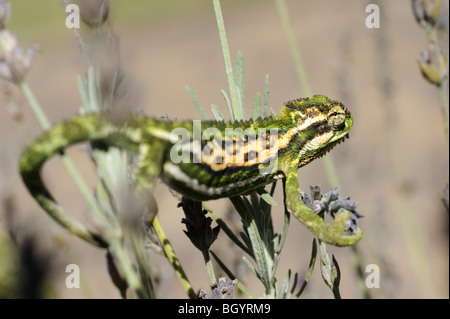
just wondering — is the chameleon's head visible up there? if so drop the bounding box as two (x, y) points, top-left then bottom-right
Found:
(281, 95), (353, 167)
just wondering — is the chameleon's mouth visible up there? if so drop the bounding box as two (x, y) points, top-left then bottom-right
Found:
(316, 132), (349, 159)
(298, 130), (350, 168)
(343, 132), (350, 141)
(332, 132), (349, 148)
(298, 132), (349, 168)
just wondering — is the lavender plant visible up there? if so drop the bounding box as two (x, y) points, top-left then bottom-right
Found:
(1, 0), (363, 299)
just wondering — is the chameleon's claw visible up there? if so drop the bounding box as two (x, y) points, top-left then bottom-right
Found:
(303, 211), (363, 246)
(283, 173), (363, 247)
(327, 212), (363, 246)
(307, 186), (363, 236)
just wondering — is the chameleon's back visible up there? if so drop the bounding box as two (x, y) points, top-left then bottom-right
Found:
(152, 117), (285, 200)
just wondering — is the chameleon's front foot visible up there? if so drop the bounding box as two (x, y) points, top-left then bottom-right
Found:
(302, 186), (363, 243)
(302, 209), (363, 247)
(283, 171), (363, 247)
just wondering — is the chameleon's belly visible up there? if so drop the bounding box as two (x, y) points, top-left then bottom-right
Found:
(161, 161), (283, 201)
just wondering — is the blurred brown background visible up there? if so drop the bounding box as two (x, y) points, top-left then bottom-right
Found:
(0, 0), (448, 298)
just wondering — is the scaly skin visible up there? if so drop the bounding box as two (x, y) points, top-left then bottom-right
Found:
(19, 95), (362, 247)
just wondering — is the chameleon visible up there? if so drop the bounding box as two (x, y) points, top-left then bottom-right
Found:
(19, 95), (362, 247)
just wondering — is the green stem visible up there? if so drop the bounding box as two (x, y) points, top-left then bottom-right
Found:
(109, 237), (144, 298)
(209, 250), (253, 298)
(19, 82), (52, 130)
(202, 250), (217, 286)
(432, 32), (449, 145)
(130, 231), (155, 299)
(423, 21), (449, 145)
(152, 217), (196, 299)
(323, 155), (341, 190)
(438, 80), (449, 145)
(275, 0), (312, 96)
(332, 285), (341, 299)
(350, 245), (370, 299)
(213, 0), (241, 121)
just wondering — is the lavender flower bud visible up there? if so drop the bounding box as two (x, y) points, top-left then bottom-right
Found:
(0, 0), (11, 29)
(76, 0), (110, 28)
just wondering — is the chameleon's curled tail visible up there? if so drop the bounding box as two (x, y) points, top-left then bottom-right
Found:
(19, 114), (124, 247)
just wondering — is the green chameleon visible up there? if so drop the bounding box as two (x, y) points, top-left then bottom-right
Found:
(19, 95), (362, 247)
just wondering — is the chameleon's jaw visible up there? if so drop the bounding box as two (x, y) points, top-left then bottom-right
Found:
(297, 132), (349, 168)
(318, 132), (349, 158)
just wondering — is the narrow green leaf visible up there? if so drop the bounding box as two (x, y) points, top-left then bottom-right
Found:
(255, 186), (277, 207)
(131, 232), (155, 299)
(213, 0), (240, 123)
(270, 238), (281, 279)
(331, 254), (342, 299)
(234, 51), (245, 111)
(210, 250), (253, 298)
(269, 181), (277, 196)
(210, 250), (237, 280)
(185, 85), (209, 120)
(211, 104), (225, 122)
(260, 193), (278, 206)
(320, 240), (333, 290)
(262, 74), (269, 118)
(77, 76), (90, 115)
(247, 219), (271, 290)
(234, 52), (245, 89)
(87, 66), (100, 112)
(296, 238), (317, 297)
(229, 196), (252, 225)
(209, 210), (253, 256)
(239, 231), (252, 253)
(252, 92), (261, 121)
(221, 89), (235, 122)
(235, 85), (245, 121)
(104, 72), (119, 110)
(242, 256), (260, 279)
(277, 269), (291, 299)
(242, 196), (253, 210)
(275, 207), (290, 255)
(249, 192), (260, 215)
(290, 272), (299, 296)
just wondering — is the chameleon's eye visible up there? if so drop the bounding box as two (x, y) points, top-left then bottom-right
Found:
(327, 104), (346, 131)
